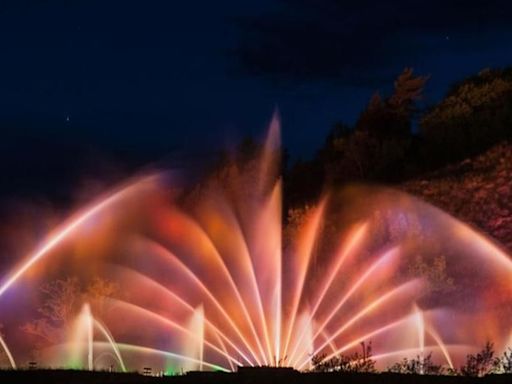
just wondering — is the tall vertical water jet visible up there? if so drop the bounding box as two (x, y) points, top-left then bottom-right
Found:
(182, 305), (205, 372)
(86, 305), (94, 371)
(414, 305), (425, 374)
(67, 303), (94, 370)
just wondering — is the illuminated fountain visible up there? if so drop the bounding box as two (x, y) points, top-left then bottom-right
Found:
(0, 116), (511, 373)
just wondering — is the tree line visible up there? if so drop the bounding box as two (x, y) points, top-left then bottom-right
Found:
(286, 66), (512, 207)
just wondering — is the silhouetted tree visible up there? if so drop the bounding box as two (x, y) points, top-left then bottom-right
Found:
(460, 342), (497, 377)
(389, 68), (429, 119)
(311, 342), (376, 373)
(357, 68), (428, 137)
(421, 68), (512, 166)
(320, 126), (376, 181)
(387, 353), (444, 375)
(317, 68), (427, 185)
(494, 347), (512, 373)
(285, 156), (323, 208)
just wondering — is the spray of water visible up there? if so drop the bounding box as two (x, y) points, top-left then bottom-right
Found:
(0, 117), (511, 372)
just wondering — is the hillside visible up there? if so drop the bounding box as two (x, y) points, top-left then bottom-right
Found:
(403, 142), (512, 250)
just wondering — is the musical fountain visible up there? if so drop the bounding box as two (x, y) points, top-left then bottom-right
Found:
(0, 116), (511, 374)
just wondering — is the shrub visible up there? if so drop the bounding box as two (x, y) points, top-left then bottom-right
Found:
(494, 347), (512, 373)
(460, 342), (497, 377)
(387, 353), (444, 375)
(311, 342), (376, 373)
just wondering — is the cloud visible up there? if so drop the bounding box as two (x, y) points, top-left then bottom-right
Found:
(231, 0), (512, 87)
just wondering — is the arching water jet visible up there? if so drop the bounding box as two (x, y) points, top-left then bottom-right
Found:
(0, 119), (510, 373)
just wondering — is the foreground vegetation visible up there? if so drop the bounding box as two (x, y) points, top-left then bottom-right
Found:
(1, 368), (512, 384)
(311, 342), (512, 377)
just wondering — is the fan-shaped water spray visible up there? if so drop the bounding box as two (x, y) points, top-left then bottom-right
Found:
(0, 117), (511, 373)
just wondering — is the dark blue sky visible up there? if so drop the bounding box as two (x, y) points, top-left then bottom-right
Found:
(1, 0), (512, 199)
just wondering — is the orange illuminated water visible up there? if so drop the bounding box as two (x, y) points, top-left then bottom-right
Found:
(0, 116), (511, 372)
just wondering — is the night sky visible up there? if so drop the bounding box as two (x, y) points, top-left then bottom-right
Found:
(1, 0), (512, 200)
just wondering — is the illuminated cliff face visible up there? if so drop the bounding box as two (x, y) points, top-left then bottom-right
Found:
(0, 117), (511, 373)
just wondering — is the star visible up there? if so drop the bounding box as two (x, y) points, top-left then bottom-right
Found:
(66, 115), (70, 123)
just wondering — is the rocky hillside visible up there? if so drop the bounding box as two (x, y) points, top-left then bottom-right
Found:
(403, 142), (512, 250)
